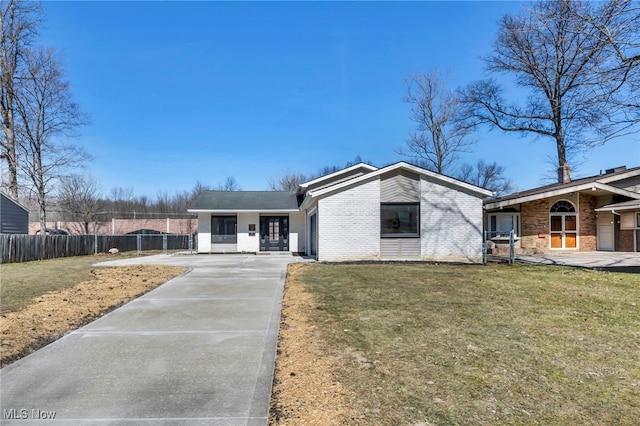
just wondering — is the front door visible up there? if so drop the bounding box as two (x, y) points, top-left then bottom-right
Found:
(597, 213), (614, 251)
(260, 216), (289, 251)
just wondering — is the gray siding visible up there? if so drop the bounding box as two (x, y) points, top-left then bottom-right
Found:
(305, 166), (374, 193)
(209, 243), (238, 252)
(380, 238), (420, 259)
(0, 193), (29, 234)
(381, 171), (420, 202)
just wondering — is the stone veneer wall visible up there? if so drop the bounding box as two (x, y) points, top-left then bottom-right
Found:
(519, 193), (598, 254)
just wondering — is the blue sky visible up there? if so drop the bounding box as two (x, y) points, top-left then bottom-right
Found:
(40, 1), (639, 197)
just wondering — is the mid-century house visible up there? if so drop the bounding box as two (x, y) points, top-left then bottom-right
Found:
(188, 162), (492, 262)
(484, 165), (640, 253)
(0, 192), (29, 234)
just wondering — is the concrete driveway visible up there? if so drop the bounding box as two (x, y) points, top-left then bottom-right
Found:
(1, 254), (306, 425)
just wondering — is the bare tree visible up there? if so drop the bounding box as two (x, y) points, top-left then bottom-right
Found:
(14, 47), (88, 233)
(0, 0), (41, 199)
(458, 159), (514, 197)
(216, 176), (240, 191)
(57, 174), (103, 233)
(267, 169), (307, 191)
(398, 70), (475, 175)
(460, 0), (640, 182)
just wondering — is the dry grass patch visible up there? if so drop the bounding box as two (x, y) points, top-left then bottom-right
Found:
(270, 263), (354, 425)
(1, 256), (185, 366)
(278, 263), (640, 425)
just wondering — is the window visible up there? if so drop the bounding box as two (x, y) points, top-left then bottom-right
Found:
(549, 201), (577, 249)
(488, 213), (520, 237)
(211, 216), (237, 243)
(381, 203), (419, 237)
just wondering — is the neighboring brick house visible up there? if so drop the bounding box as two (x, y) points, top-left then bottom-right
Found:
(188, 162), (492, 262)
(483, 166), (640, 254)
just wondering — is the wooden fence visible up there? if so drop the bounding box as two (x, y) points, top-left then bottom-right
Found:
(0, 234), (196, 264)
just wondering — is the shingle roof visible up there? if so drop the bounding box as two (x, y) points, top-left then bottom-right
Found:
(189, 191), (300, 211)
(487, 166), (640, 203)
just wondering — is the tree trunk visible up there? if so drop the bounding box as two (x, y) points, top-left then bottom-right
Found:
(5, 121), (18, 200)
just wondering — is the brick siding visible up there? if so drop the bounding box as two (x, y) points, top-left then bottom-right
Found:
(420, 178), (484, 262)
(618, 230), (635, 252)
(317, 179), (381, 261)
(519, 193), (598, 254)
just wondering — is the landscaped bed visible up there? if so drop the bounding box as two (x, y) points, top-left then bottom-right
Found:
(271, 263), (640, 425)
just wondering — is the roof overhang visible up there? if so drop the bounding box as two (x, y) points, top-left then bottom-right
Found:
(298, 163), (378, 190)
(187, 209), (299, 214)
(300, 162), (492, 210)
(484, 182), (640, 210)
(595, 202), (640, 212)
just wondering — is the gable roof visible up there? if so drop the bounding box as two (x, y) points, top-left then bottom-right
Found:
(188, 191), (299, 212)
(0, 192), (29, 213)
(300, 161), (492, 209)
(484, 166), (640, 210)
(297, 163), (378, 194)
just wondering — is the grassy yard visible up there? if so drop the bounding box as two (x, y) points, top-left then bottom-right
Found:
(297, 263), (640, 425)
(0, 254), (138, 314)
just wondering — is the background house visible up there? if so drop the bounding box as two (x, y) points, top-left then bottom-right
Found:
(0, 193), (29, 234)
(484, 166), (640, 253)
(189, 162), (492, 262)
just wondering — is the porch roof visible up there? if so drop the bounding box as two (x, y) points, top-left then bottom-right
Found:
(595, 199), (640, 212)
(188, 191), (300, 212)
(484, 166), (640, 210)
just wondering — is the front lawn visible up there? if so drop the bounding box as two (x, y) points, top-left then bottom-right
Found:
(294, 263), (640, 425)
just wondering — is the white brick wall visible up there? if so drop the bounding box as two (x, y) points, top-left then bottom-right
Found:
(237, 212), (260, 252)
(318, 179), (381, 261)
(420, 177), (484, 262)
(196, 213), (211, 253)
(289, 211), (306, 253)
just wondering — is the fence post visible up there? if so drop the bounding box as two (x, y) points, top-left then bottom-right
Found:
(509, 230), (515, 265)
(94, 234), (98, 255)
(483, 231), (487, 265)
(189, 233), (193, 254)
(163, 233), (168, 255)
(137, 234), (142, 256)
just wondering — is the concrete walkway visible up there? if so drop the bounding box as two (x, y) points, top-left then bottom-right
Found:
(514, 251), (640, 271)
(1, 254), (305, 425)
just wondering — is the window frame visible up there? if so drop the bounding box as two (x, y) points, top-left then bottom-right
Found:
(380, 202), (420, 238)
(549, 200), (578, 249)
(488, 212), (520, 237)
(211, 215), (237, 244)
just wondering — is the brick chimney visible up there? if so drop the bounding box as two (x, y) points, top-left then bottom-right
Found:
(557, 164), (571, 184)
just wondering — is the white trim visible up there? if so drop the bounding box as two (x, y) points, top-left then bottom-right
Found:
(595, 204), (640, 212)
(300, 162), (491, 210)
(298, 163), (378, 188)
(188, 209), (299, 213)
(485, 182), (640, 210)
(595, 168), (640, 184)
(549, 199), (579, 250)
